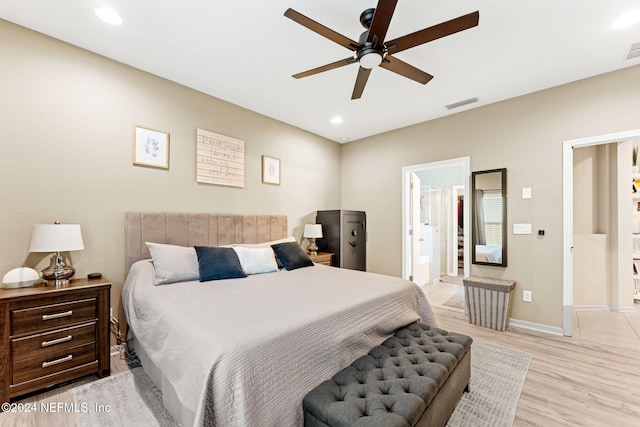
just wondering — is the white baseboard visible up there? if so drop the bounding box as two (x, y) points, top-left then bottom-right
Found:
(611, 305), (638, 313)
(509, 318), (564, 336)
(573, 305), (611, 311)
(574, 304), (638, 313)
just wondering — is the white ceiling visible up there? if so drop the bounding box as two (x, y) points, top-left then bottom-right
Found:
(1, 1), (639, 143)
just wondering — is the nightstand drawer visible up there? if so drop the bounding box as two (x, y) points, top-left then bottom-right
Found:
(11, 298), (97, 336)
(13, 342), (96, 385)
(11, 322), (96, 362)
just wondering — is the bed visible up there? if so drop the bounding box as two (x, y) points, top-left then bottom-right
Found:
(474, 244), (502, 263)
(122, 212), (437, 427)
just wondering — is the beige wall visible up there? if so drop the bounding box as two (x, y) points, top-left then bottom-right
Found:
(572, 141), (636, 309)
(573, 145), (610, 306)
(341, 63), (640, 328)
(0, 20), (341, 320)
(573, 145), (609, 235)
(3, 18), (640, 331)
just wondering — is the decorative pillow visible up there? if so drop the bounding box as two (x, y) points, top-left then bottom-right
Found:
(233, 236), (296, 249)
(194, 246), (247, 281)
(271, 242), (314, 270)
(235, 237), (296, 269)
(232, 246), (278, 275)
(145, 242), (199, 285)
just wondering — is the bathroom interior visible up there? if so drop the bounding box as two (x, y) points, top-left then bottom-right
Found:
(417, 180), (465, 285)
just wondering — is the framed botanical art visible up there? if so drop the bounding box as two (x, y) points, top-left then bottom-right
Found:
(262, 155), (281, 185)
(133, 125), (170, 169)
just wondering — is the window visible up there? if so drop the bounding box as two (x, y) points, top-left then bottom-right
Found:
(482, 190), (503, 247)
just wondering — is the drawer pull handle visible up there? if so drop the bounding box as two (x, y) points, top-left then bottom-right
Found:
(41, 335), (72, 348)
(42, 354), (73, 368)
(42, 310), (73, 321)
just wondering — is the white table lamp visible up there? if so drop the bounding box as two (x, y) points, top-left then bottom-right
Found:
(29, 222), (84, 287)
(303, 224), (323, 256)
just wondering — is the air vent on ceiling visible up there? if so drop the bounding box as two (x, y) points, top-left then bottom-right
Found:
(626, 42), (640, 60)
(445, 97), (479, 110)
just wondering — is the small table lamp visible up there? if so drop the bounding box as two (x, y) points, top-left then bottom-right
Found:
(29, 222), (84, 287)
(303, 224), (323, 256)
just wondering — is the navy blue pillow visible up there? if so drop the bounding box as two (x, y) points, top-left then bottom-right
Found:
(194, 246), (247, 281)
(271, 242), (314, 270)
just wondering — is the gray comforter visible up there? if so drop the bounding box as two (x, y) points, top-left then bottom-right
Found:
(122, 260), (436, 426)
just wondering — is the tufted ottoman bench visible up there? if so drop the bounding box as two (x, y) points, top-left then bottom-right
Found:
(303, 322), (472, 427)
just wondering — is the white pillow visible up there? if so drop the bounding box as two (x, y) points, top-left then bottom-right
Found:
(145, 242), (199, 285)
(232, 246), (279, 275)
(233, 236), (296, 249)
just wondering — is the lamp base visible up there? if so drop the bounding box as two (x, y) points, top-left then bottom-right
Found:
(307, 238), (318, 256)
(41, 253), (75, 288)
(45, 279), (70, 288)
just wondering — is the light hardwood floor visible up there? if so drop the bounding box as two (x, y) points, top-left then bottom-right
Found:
(2, 291), (640, 426)
(0, 349), (132, 427)
(427, 280), (640, 426)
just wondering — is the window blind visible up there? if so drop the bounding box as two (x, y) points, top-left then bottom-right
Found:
(482, 190), (502, 247)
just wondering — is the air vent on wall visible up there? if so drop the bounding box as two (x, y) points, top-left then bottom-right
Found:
(627, 42), (640, 60)
(445, 97), (479, 110)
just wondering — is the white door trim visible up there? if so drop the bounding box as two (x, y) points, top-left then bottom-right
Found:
(562, 129), (640, 336)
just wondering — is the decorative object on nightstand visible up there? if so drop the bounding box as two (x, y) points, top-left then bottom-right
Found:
(303, 224), (323, 256)
(2, 267), (39, 289)
(29, 222), (84, 287)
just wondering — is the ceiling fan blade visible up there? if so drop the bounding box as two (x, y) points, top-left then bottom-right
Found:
(380, 55), (433, 84)
(385, 11), (479, 55)
(367, 0), (398, 46)
(285, 8), (360, 51)
(351, 67), (372, 100)
(292, 57), (356, 79)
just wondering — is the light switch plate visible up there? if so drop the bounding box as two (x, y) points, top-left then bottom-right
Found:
(522, 187), (532, 199)
(513, 223), (532, 234)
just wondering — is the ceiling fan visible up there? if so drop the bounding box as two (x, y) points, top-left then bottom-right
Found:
(284, 1), (479, 100)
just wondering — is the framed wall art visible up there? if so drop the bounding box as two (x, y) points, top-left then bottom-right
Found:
(262, 155), (281, 185)
(133, 125), (170, 169)
(196, 128), (245, 187)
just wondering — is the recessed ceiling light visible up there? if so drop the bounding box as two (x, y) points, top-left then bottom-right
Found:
(95, 7), (123, 25)
(612, 11), (640, 29)
(331, 116), (343, 124)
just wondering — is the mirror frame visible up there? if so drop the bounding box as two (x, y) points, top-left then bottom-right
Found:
(471, 168), (507, 267)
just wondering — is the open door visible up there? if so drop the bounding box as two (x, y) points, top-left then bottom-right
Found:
(410, 172), (429, 285)
(401, 157), (470, 283)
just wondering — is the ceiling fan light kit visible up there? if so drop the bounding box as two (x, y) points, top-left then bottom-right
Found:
(358, 50), (383, 69)
(284, 0), (479, 100)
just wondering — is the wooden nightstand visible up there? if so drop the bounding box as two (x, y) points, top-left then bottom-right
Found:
(308, 252), (334, 266)
(0, 278), (111, 405)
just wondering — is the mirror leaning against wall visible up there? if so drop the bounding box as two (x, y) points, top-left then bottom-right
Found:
(472, 168), (507, 267)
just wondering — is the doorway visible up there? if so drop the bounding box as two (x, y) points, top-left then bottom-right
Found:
(402, 157), (471, 285)
(562, 129), (640, 336)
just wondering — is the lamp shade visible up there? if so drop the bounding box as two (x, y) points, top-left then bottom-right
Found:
(29, 224), (84, 252)
(303, 224), (323, 239)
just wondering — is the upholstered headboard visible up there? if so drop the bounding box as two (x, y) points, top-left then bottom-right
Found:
(125, 212), (288, 273)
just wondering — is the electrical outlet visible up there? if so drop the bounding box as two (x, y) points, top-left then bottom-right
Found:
(523, 290), (532, 302)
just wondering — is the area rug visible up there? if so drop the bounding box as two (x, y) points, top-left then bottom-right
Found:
(443, 287), (466, 309)
(73, 367), (177, 427)
(72, 340), (530, 427)
(447, 340), (531, 427)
